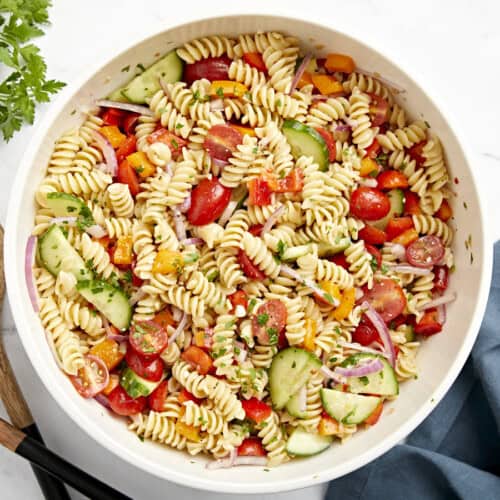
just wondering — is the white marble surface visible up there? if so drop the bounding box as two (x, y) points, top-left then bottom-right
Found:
(0, 1), (499, 499)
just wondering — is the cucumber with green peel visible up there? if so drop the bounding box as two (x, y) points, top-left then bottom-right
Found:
(370, 189), (404, 230)
(282, 120), (329, 172)
(76, 280), (132, 331)
(320, 388), (382, 424)
(110, 51), (184, 104)
(317, 238), (351, 257)
(286, 427), (332, 456)
(342, 353), (399, 396)
(120, 367), (163, 398)
(45, 193), (94, 225)
(269, 347), (322, 410)
(285, 386), (308, 418)
(38, 225), (92, 280)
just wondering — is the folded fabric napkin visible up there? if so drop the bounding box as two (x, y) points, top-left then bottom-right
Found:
(326, 243), (500, 500)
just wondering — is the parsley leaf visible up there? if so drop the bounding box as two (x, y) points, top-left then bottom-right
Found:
(257, 313), (269, 326)
(0, 1), (65, 141)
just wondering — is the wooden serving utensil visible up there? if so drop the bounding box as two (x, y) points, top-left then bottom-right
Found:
(0, 225), (131, 500)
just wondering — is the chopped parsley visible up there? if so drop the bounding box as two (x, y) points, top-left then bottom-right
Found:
(121, 65), (130, 73)
(257, 313), (269, 326)
(216, 87), (224, 98)
(266, 327), (278, 345)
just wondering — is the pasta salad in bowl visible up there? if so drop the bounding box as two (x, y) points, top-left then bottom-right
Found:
(6, 14), (488, 493)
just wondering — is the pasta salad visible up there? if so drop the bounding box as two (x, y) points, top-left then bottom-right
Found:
(28, 31), (456, 467)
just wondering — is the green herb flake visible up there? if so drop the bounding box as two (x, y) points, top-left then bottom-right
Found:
(248, 298), (257, 313)
(121, 65), (130, 72)
(358, 376), (369, 386)
(424, 120), (431, 128)
(137, 435), (144, 442)
(323, 293), (335, 304)
(136, 63), (146, 73)
(257, 313), (269, 326)
(216, 87), (224, 98)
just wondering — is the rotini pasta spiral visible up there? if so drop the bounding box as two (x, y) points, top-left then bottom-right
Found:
(128, 412), (186, 450)
(181, 401), (227, 435)
(240, 232), (280, 279)
(107, 183), (134, 218)
(176, 35), (235, 64)
(257, 412), (289, 466)
(202, 375), (245, 420)
(348, 88), (375, 151)
(412, 215), (453, 245)
(377, 121), (428, 152)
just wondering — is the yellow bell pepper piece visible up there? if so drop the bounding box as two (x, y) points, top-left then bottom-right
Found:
(303, 318), (317, 352)
(99, 125), (126, 149)
(210, 80), (248, 98)
(103, 374), (120, 396)
(360, 157), (379, 178)
(333, 287), (355, 321)
(126, 151), (156, 179)
(175, 421), (201, 442)
(152, 249), (184, 274)
(112, 235), (133, 266)
(324, 53), (355, 74)
(319, 280), (342, 306)
(318, 415), (340, 436)
(230, 124), (255, 137)
(392, 228), (419, 246)
(194, 329), (207, 348)
(311, 74), (344, 96)
(89, 339), (125, 371)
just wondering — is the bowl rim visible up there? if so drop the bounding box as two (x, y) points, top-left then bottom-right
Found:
(4, 12), (493, 494)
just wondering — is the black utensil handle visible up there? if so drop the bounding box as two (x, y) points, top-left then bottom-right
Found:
(16, 434), (132, 500)
(22, 423), (72, 500)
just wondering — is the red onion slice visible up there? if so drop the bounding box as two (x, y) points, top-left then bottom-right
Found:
(210, 98), (225, 112)
(165, 161), (175, 177)
(206, 452), (267, 469)
(86, 224), (108, 239)
(213, 158), (229, 169)
(171, 306), (183, 322)
(261, 205), (285, 235)
(417, 292), (456, 311)
(338, 341), (390, 359)
(387, 243), (406, 260)
(103, 316), (127, 342)
(289, 53), (312, 95)
(178, 196), (192, 213)
(172, 208), (187, 241)
(320, 365), (345, 384)
(355, 68), (406, 93)
(389, 264), (432, 275)
(218, 200), (238, 226)
(436, 304), (447, 325)
(90, 130), (118, 177)
(204, 327), (214, 349)
(94, 393), (111, 409)
(170, 312), (187, 344)
(96, 99), (154, 117)
(181, 237), (204, 246)
(129, 288), (147, 306)
(280, 265), (340, 307)
(335, 124), (351, 132)
(25, 236), (39, 312)
(361, 301), (396, 367)
(51, 216), (77, 225)
(344, 117), (359, 129)
(359, 178), (378, 188)
(335, 358), (383, 377)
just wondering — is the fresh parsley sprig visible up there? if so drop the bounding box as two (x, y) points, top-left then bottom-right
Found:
(0, 0), (65, 141)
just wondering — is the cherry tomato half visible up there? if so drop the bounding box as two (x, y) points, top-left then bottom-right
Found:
(365, 138), (381, 159)
(403, 191), (421, 216)
(368, 93), (389, 127)
(414, 309), (442, 336)
(181, 345), (213, 375)
(242, 52), (267, 73)
(386, 217), (414, 241)
(359, 225), (387, 245)
(252, 299), (287, 345)
(203, 124), (243, 162)
(352, 322), (380, 346)
(178, 388), (201, 405)
(116, 159), (140, 196)
(153, 308), (175, 330)
(248, 224), (263, 236)
(406, 235), (445, 268)
(129, 320), (168, 360)
(69, 355), (109, 398)
(350, 187), (391, 221)
(377, 170), (409, 190)
(362, 278), (407, 323)
(108, 385), (147, 416)
(184, 55), (231, 84)
(148, 380), (169, 412)
(408, 141), (426, 166)
(329, 252), (349, 269)
(237, 437), (266, 457)
(125, 346), (164, 382)
(366, 244), (382, 269)
(237, 249), (266, 280)
(241, 398), (272, 423)
(228, 290), (248, 313)
(147, 128), (187, 158)
(116, 135), (137, 163)
(187, 177), (232, 226)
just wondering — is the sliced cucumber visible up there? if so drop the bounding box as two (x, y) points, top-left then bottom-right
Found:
(282, 120), (329, 172)
(342, 354), (399, 396)
(371, 189), (404, 230)
(107, 87), (129, 103)
(111, 51), (183, 104)
(281, 244), (312, 262)
(76, 280), (132, 331)
(269, 347), (321, 410)
(38, 225), (92, 280)
(120, 367), (163, 398)
(286, 386), (308, 418)
(286, 427), (332, 457)
(320, 388), (381, 425)
(45, 193), (94, 225)
(317, 238), (351, 257)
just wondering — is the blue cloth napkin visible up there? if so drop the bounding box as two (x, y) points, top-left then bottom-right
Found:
(326, 243), (500, 500)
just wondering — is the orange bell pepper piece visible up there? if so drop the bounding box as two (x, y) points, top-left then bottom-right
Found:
(230, 124), (255, 137)
(99, 125), (126, 149)
(103, 374), (120, 396)
(391, 228), (419, 246)
(303, 318), (317, 352)
(332, 287), (355, 321)
(436, 199), (452, 222)
(175, 421), (201, 442)
(89, 339), (125, 371)
(126, 151), (156, 179)
(210, 80), (248, 98)
(311, 74), (343, 95)
(152, 249), (184, 274)
(298, 71), (313, 89)
(318, 414), (340, 436)
(360, 157), (380, 178)
(324, 53), (356, 74)
(153, 308), (175, 330)
(112, 236), (133, 266)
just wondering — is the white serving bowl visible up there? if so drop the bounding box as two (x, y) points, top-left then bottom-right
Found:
(4, 14), (492, 494)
